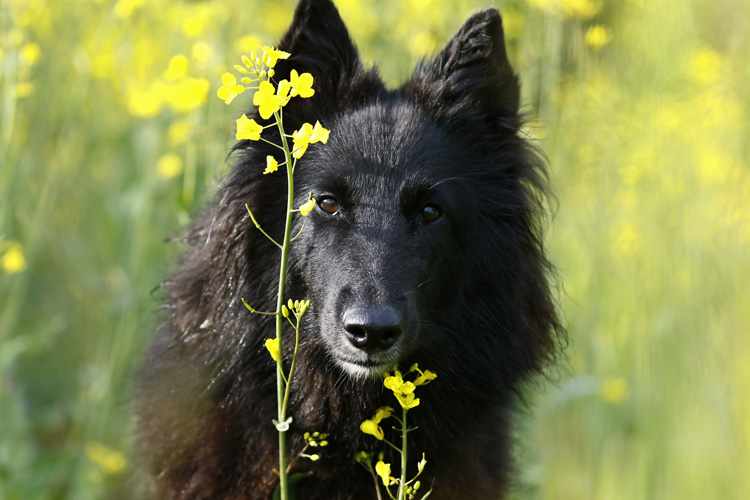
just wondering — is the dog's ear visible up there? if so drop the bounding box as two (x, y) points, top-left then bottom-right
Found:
(273, 0), (369, 111)
(405, 8), (520, 127)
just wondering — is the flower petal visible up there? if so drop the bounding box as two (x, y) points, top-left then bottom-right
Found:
(360, 419), (384, 440)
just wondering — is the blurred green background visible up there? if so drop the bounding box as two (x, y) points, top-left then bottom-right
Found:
(1, 0), (748, 498)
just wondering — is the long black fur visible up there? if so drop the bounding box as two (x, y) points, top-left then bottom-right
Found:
(137, 1), (562, 498)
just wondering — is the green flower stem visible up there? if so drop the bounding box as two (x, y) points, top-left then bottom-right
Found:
(281, 319), (301, 418)
(272, 108), (296, 500)
(245, 204), (282, 249)
(399, 408), (408, 500)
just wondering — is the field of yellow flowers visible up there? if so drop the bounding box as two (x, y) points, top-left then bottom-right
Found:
(1, 0), (748, 498)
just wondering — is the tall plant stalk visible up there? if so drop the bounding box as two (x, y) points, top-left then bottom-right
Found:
(219, 46), (330, 500)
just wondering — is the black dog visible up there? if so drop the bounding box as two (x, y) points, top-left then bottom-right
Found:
(137, 0), (562, 498)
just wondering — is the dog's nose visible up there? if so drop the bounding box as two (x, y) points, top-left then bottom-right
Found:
(343, 305), (402, 352)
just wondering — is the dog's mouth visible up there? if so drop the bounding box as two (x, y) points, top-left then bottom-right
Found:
(334, 357), (398, 380)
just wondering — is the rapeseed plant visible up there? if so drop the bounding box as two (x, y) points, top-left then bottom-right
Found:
(219, 45), (329, 500)
(359, 364), (437, 500)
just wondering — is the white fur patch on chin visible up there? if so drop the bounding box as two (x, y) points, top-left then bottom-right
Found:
(336, 359), (393, 380)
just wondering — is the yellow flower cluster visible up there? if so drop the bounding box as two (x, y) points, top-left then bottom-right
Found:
(360, 364), (436, 440)
(371, 453), (426, 497)
(300, 431), (329, 462)
(281, 298), (311, 319)
(218, 46), (330, 165)
(384, 364), (437, 410)
(292, 121), (330, 159)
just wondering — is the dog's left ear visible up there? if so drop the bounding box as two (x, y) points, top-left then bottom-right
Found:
(273, 0), (375, 115)
(405, 8), (520, 127)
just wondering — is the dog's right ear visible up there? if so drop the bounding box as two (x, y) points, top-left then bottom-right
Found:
(273, 0), (372, 113)
(405, 9), (521, 130)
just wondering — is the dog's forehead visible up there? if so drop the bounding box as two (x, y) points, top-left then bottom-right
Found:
(324, 100), (449, 173)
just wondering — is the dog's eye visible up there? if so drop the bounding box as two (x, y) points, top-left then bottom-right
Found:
(319, 197), (340, 215)
(420, 203), (442, 224)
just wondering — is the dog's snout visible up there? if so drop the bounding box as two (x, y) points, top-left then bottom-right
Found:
(343, 305), (403, 352)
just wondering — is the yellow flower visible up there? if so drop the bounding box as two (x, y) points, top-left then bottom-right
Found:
(261, 46), (290, 68)
(601, 377), (628, 403)
(217, 72), (245, 105)
(396, 392), (420, 409)
(234, 35), (262, 56)
(181, 16), (205, 39)
(115, 0), (144, 19)
(168, 119), (191, 146)
(290, 120), (329, 160)
(85, 442), (126, 476)
(384, 370), (421, 409)
(127, 83), (164, 118)
(374, 406), (395, 421)
(585, 25), (612, 51)
(526, 0), (602, 19)
(360, 419), (384, 440)
(264, 156), (278, 175)
(192, 41), (213, 65)
(290, 69), (315, 98)
(688, 47), (722, 86)
(411, 364), (437, 386)
(298, 198), (316, 216)
(310, 121), (330, 144)
(265, 337), (280, 362)
(163, 54), (189, 81)
(359, 406), (395, 440)
(292, 122), (314, 159)
(165, 78), (210, 113)
(384, 371), (415, 395)
(236, 114), (263, 141)
(375, 461), (396, 487)
(277, 79), (292, 101)
(2, 242), (27, 274)
(156, 153), (183, 179)
(253, 80), (285, 119)
(20, 42), (42, 66)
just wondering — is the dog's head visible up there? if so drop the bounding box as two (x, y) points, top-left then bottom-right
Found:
(227, 0), (559, 382)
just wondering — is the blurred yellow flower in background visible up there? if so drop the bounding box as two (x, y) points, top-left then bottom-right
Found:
(601, 377), (628, 404)
(84, 442), (126, 476)
(526, 0), (602, 19)
(687, 47), (722, 86)
(2, 242), (28, 274)
(20, 42), (42, 66)
(585, 25), (612, 51)
(114, 0), (144, 19)
(156, 153), (184, 180)
(164, 77), (210, 113)
(163, 54), (190, 81)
